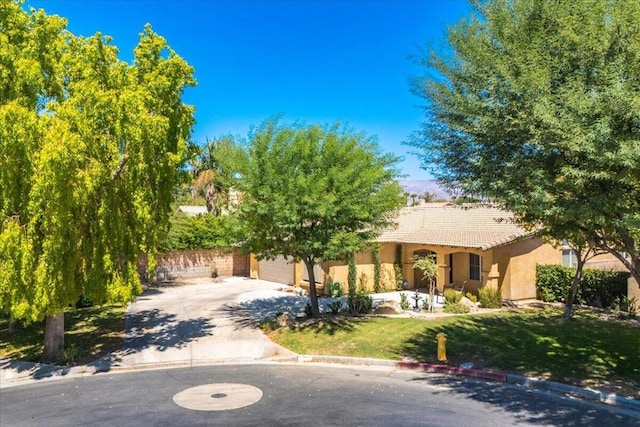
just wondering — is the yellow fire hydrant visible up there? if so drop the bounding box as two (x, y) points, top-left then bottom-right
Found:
(436, 332), (447, 362)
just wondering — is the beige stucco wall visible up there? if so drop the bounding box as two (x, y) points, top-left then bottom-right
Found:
(493, 237), (558, 300)
(323, 251), (378, 295)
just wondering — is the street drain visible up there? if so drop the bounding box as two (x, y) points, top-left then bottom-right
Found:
(173, 383), (263, 411)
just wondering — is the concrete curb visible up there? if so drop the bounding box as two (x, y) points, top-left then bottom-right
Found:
(292, 355), (639, 412)
(505, 374), (640, 412)
(396, 361), (507, 383)
(296, 354), (397, 367)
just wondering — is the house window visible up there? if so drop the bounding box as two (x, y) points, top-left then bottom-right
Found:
(469, 253), (482, 281)
(562, 249), (577, 268)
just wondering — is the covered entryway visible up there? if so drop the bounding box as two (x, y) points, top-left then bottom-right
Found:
(258, 256), (295, 285)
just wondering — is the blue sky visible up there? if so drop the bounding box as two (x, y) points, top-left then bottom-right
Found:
(26, 0), (472, 180)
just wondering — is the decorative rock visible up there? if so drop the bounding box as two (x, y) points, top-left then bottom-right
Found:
(460, 296), (478, 312)
(373, 300), (403, 315)
(275, 312), (294, 328)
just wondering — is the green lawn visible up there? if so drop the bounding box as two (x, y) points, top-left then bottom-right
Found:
(269, 307), (640, 398)
(0, 305), (125, 365)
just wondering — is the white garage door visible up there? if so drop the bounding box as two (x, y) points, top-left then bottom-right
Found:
(258, 256), (294, 285)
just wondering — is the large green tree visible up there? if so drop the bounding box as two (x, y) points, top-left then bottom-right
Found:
(0, 1), (195, 361)
(229, 120), (404, 317)
(411, 0), (640, 295)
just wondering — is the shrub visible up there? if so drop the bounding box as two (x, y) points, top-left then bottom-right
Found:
(443, 302), (470, 314)
(373, 246), (382, 293)
(611, 296), (637, 319)
(579, 269), (629, 308)
(394, 265), (404, 290)
(394, 244), (403, 289)
(399, 293), (410, 310)
(535, 264), (629, 308)
(443, 289), (462, 305)
(478, 287), (502, 308)
(57, 344), (80, 365)
(348, 253), (357, 296)
(348, 294), (372, 315)
(358, 271), (369, 293)
(159, 213), (236, 251)
(75, 295), (93, 309)
(535, 264), (575, 302)
(465, 292), (478, 303)
(328, 300), (343, 315)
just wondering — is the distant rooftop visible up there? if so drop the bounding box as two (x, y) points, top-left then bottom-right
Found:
(377, 203), (534, 250)
(176, 205), (209, 216)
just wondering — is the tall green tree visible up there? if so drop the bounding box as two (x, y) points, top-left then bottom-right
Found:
(410, 0), (640, 296)
(0, 1), (195, 361)
(229, 119), (404, 317)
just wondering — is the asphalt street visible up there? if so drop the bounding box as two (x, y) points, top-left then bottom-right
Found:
(1, 364), (638, 427)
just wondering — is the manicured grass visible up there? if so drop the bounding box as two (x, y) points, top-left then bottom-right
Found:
(268, 307), (640, 398)
(0, 305), (125, 366)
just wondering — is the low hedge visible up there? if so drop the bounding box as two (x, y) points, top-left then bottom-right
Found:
(536, 264), (629, 308)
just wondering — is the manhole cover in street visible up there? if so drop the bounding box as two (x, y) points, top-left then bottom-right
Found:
(173, 383), (263, 411)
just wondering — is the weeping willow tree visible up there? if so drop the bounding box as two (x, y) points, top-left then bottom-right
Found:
(0, 1), (195, 361)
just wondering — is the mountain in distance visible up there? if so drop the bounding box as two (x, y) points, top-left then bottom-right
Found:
(399, 179), (450, 201)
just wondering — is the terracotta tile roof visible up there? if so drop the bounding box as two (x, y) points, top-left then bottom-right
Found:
(377, 204), (534, 250)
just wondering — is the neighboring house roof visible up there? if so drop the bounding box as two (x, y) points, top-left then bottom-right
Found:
(176, 205), (209, 216)
(377, 203), (535, 251)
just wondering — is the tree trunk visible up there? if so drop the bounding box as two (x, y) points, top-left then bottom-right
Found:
(563, 258), (585, 321)
(429, 279), (435, 312)
(7, 313), (15, 335)
(304, 258), (320, 318)
(205, 183), (217, 214)
(43, 314), (65, 363)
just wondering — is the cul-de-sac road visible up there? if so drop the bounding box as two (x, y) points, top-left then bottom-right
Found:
(3, 363), (639, 426)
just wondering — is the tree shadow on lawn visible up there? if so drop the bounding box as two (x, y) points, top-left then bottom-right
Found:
(408, 374), (639, 426)
(292, 315), (367, 335)
(397, 310), (640, 399)
(221, 297), (365, 335)
(2, 310), (216, 382)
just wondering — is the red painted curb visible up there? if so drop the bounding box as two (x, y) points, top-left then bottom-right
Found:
(396, 361), (507, 383)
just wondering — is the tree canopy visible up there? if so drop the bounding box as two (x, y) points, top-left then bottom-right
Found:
(190, 136), (238, 215)
(410, 0), (640, 287)
(228, 119), (405, 316)
(0, 1), (195, 360)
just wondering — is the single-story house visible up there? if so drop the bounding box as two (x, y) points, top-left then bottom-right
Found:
(252, 203), (566, 300)
(252, 203), (640, 302)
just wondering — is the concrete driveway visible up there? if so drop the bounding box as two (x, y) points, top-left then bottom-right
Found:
(101, 277), (298, 368)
